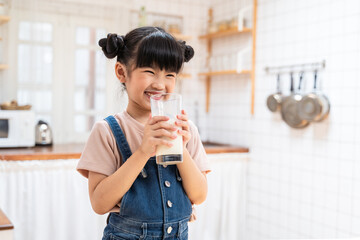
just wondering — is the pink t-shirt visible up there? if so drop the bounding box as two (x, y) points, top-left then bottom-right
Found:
(77, 111), (211, 178)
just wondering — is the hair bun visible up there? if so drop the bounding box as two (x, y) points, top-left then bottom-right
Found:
(98, 33), (124, 59)
(184, 44), (194, 62)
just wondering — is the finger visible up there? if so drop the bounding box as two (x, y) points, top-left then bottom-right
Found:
(148, 115), (169, 125)
(153, 129), (178, 139)
(152, 138), (173, 147)
(178, 129), (191, 139)
(177, 114), (188, 121)
(152, 121), (178, 131)
(175, 120), (189, 130)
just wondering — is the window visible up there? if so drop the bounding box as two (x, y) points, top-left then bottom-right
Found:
(17, 21), (53, 124)
(13, 13), (113, 143)
(74, 27), (107, 133)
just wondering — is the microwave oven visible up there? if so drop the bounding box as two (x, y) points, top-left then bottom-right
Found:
(0, 110), (35, 148)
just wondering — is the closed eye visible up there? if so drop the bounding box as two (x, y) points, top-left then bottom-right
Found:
(167, 74), (176, 78)
(144, 70), (155, 75)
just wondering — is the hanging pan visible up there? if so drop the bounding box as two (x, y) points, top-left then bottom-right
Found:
(298, 70), (330, 122)
(266, 73), (282, 112)
(281, 72), (309, 128)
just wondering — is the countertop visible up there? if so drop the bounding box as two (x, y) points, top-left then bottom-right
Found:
(0, 209), (13, 231)
(0, 142), (249, 161)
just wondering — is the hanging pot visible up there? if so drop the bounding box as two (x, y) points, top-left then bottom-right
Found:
(281, 72), (309, 128)
(266, 73), (282, 112)
(298, 70), (330, 122)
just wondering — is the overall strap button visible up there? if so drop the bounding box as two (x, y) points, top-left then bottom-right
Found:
(164, 180), (171, 187)
(167, 200), (173, 208)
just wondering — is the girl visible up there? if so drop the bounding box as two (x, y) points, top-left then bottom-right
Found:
(77, 27), (211, 240)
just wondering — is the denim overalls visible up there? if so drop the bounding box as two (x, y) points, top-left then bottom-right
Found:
(102, 116), (192, 240)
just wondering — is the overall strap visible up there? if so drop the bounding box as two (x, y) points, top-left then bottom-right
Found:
(104, 115), (132, 162)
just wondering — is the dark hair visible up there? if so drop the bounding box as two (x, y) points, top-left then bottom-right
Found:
(98, 27), (194, 75)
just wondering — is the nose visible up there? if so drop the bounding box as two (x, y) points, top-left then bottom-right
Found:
(151, 77), (165, 90)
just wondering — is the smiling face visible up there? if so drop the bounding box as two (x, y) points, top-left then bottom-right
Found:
(109, 28), (191, 122)
(116, 62), (177, 118)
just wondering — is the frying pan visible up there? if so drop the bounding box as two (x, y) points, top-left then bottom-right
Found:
(281, 72), (309, 128)
(298, 70), (330, 122)
(266, 74), (282, 112)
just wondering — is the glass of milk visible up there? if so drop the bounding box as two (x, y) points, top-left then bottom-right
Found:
(150, 93), (183, 165)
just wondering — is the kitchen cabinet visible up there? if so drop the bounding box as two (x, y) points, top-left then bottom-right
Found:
(189, 153), (248, 239)
(0, 152), (248, 240)
(199, 1), (257, 114)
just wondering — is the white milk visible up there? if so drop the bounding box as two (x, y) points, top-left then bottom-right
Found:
(156, 120), (183, 165)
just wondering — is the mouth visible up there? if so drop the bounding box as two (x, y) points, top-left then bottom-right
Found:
(144, 91), (165, 99)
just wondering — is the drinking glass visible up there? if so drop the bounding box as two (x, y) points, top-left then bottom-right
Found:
(150, 93), (183, 165)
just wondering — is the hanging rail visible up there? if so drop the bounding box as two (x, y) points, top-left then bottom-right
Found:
(264, 60), (325, 74)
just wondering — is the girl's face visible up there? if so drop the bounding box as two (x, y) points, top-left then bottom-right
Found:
(116, 62), (177, 113)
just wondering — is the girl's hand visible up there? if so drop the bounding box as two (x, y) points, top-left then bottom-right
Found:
(175, 110), (192, 147)
(139, 114), (178, 157)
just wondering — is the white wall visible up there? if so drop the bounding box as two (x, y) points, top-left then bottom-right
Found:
(203, 0), (360, 239)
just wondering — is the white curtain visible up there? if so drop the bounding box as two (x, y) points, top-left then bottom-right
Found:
(189, 153), (249, 240)
(0, 159), (107, 240)
(0, 153), (248, 240)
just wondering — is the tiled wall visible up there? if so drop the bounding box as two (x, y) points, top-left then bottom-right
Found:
(203, 0), (360, 239)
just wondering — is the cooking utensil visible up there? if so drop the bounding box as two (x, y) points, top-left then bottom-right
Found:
(298, 70), (330, 122)
(281, 72), (309, 128)
(266, 74), (282, 112)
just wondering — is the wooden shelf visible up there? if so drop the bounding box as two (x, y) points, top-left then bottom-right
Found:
(0, 15), (10, 25)
(172, 33), (192, 41)
(199, 27), (252, 40)
(200, 2), (257, 114)
(179, 73), (191, 78)
(199, 69), (251, 76)
(0, 64), (9, 70)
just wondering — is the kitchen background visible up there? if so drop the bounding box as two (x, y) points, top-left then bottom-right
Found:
(1, 0), (360, 239)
